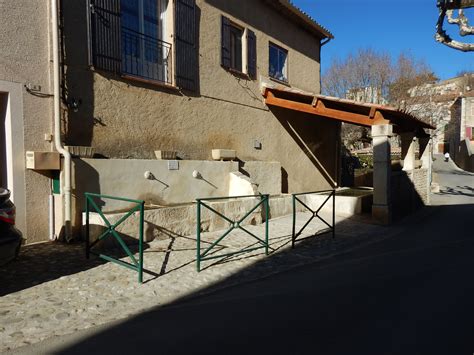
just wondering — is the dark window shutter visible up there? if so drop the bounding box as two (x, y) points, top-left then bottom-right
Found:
(175, 0), (197, 91)
(221, 16), (231, 68)
(247, 29), (257, 79)
(88, 0), (122, 73)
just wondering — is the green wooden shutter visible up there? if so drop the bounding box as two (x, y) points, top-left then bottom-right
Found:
(221, 16), (231, 68)
(175, 0), (198, 91)
(247, 29), (257, 79)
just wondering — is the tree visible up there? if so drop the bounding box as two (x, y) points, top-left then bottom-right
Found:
(389, 53), (438, 110)
(436, 0), (474, 51)
(322, 48), (392, 104)
(322, 49), (438, 149)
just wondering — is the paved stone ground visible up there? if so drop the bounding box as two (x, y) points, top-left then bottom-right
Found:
(0, 210), (402, 352)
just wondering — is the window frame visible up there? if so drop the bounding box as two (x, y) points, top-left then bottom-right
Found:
(269, 42), (289, 84)
(228, 22), (244, 73)
(221, 16), (256, 79)
(120, 0), (174, 86)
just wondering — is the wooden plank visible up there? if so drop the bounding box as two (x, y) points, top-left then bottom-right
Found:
(369, 107), (377, 118)
(265, 91), (388, 127)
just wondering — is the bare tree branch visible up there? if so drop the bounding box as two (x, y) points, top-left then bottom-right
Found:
(446, 9), (474, 35)
(436, 4), (474, 51)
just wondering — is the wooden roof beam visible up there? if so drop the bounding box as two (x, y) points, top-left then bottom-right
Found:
(265, 91), (390, 127)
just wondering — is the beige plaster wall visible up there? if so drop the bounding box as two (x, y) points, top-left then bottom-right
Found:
(0, 0), (336, 244)
(72, 158), (240, 212)
(62, 0), (337, 199)
(0, 0), (54, 244)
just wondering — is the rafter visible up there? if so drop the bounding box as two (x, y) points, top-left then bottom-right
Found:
(264, 90), (389, 127)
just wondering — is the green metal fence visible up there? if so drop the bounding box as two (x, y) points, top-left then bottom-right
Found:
(196, 194), (270, 272)
(85, 193), (145, 283)
(292, 189), (336, 248)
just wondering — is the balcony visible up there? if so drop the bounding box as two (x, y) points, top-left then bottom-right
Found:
(121, 27), (172, 85)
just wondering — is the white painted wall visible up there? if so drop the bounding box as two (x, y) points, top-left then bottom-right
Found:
(0, 81), (26, 234)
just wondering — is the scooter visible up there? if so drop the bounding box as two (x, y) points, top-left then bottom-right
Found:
(0, 188), (22, 266)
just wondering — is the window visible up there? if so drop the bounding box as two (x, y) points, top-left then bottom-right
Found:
(229, 24), (243, 72)
(121, 0), (171, 84)
(221, 16), (257, 79)
(269, 43), (288, 83)
(89, 0), (198, 91)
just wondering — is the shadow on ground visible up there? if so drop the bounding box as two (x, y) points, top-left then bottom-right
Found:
(48, 203), (474, 355)
(0, 239), (149, 297)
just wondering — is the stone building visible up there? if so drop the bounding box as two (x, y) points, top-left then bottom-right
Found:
(406, 74), (474, 165)
(1, 0), (340, 244)
(1, 0), (436, 245)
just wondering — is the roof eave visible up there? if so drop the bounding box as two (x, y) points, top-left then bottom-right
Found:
(264, 0), (334, 40)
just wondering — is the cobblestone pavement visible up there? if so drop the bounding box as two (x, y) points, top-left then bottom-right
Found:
(0, 211), (398, 352)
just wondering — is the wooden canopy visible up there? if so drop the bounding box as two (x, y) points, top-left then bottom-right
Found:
(263, 87), (435, 137)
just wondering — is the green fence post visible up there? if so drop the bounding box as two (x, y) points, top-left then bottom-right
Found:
(84, 193), (145, 284)
(265, 195), (269, 255)
(196, 200), (201, 272)
(85, 195), (90, 259)
(332, 189), (336, 239)
(291, 194), (296, 248)
(138, 202), (144, 283)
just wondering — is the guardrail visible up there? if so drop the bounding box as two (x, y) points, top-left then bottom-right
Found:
(196, 194), (270, 272)
(292, 189), (336, 248)
(121, 26), (172, 85)
(85, 193), (145, 283)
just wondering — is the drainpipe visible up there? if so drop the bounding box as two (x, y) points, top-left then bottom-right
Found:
(51, 0), (72, 241)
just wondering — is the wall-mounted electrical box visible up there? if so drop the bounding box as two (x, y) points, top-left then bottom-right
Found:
(26, 151), (60, 170)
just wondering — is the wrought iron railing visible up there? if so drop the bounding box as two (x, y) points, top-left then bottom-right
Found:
(85, 193), (145, 283)
(196, 195), (270, 272)
(292, 189), (336, 248)
(121, 27), (172, 85)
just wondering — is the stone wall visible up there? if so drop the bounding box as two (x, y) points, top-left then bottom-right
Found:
(391, 168), (428, 220)
(455, 138), (474, 173)
(407, 75), (474, 155)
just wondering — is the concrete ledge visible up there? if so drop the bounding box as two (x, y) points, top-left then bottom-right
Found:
(305, 188), (373, 216)
(211, 149), (236, 161)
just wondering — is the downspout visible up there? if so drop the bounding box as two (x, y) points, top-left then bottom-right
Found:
(51, 0), (72, 241)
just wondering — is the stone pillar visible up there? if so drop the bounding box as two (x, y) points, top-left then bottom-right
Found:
(371, 124), (393, 225)
(419, 136), (431, 169)
(419, 136), (432, 205)
(400, 132), (416, 171)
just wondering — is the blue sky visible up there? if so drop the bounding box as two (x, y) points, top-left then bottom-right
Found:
(292, 0), (474, 80)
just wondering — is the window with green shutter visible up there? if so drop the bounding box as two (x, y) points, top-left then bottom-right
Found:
(221, 16), (257, 79)
(88, 0), (198, 91)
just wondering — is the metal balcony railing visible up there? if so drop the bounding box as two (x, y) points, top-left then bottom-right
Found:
(121, 27), (172, 85)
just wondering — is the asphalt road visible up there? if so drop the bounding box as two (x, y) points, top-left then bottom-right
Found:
(14, 156), (474, 355)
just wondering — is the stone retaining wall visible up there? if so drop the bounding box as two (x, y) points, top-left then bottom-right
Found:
(391, 168), (429, 220)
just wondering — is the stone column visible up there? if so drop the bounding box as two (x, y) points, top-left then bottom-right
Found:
(419, 136), (431, 169)
(400, 132), (416, 171)
(371, 124), (393, 225)
(419, 136), (432, 205)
